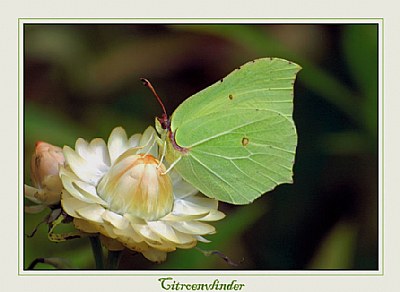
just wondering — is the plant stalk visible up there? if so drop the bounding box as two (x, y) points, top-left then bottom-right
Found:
(89, 236), (104, 269)
(106, 250), (122, 270)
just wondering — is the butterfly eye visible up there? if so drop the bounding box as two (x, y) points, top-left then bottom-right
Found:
(157, 114), (170, 130)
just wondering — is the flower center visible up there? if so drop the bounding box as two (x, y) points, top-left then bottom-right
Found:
(97, 153), (174, 220)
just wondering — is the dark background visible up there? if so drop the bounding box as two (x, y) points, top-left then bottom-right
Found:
(23, 23), (379, 270)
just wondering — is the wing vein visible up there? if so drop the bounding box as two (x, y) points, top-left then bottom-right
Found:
(187, 114), (290, 148)
(247, 157), (280, 185)
(229, 160), (263, 194)
(189, 153), (241, 202)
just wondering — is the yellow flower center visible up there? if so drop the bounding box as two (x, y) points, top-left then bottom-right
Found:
(97, 153), (174, 220)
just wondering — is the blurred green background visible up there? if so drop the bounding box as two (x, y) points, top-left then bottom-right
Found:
(23, 23), (379, 270)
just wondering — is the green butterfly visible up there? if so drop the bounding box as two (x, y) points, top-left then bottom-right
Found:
(146, 57), (301, 205)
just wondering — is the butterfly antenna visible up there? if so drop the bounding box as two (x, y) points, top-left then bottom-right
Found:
(140, 78), (168, 117)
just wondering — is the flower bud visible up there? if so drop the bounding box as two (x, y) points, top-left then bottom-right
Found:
(97, 153), (174, 221)
(27, 141), (65, 205)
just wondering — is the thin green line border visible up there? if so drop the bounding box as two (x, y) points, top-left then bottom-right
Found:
(18, 17), (384, 277)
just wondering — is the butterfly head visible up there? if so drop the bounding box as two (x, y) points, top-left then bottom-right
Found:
(157, 113), (171, 130)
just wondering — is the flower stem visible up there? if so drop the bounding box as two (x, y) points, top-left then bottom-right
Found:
(89, 236), (104, 269)
(106, 250), (122, 270)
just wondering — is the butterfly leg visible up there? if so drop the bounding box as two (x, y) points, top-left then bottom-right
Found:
(161, 155), (182, 175)
(157, 139), (167, 168)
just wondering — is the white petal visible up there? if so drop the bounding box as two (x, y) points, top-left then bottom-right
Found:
(128, 133), (141, 148)
(160, 213), (206, 222)
(169, 170), (182, 185)
(74, 138), (89, 155)
(73, 218), (100, 233)
(137, 126), (157, 156)
(186, 195), (219, 210)
(127, 218), (177, 248)
(107, 127), (129, 164)
(169, 221), (215, 235)
(60, 172), (106, 205)
(198, 210), (226, 221)
(172, 198), (213, 216)
(131, 223), (162, 242)
(59, 166), (80, 180)
(76, 138), (110, 166)
(147, 240), (177, 252)
(102, 210), (129, 230)
(195, 235), (211, 243)
(147, 221), (194, 244)
(63, 146), (104, 185)
(76, 204), (106, 223)
(89, 138), (111, 166)
(97, 222), (119, 239)
(61, 190), (91, 218)
(73, 179), (107, 205)
(112, 223), (145, 243)
(173, 179), (199, 199)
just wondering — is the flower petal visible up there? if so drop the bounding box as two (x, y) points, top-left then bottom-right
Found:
(60, 170), (107, 205)
(137, 126), (157, 157)
(147, 240), (177, 252)
(89, 138), (111, 167)
(75, 138), (110, 172)
(195, 235), (211, 243)
(172, 197), (217, 216)
(169, 221), (216, 235)
(128, 133), (141, 148)
(61, 190), (91, 218)
(123, 240), (150, 253)
(63, 145), (104, 185)
(99, 235), (125, 251)
(186, 195), (219, 210)
(172, 179), (199, 199)
(160, 213), (206, 222)
(107, 127), (129, 164)
(112, 223), (145, 243)
(198, 210), (226, 221)
(102, 210), (129, 230)
(73, 218), (100, 233)
(96, 222), (119, 239)
(76, 204), (106, 223)
(142, 249), (167, 263)
(147, 221), (195, 244)
(131, 222), (162, 242)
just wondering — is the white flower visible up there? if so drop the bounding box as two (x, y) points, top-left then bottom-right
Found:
(25, 141), (65, 213)
(60, 126), (225, 262)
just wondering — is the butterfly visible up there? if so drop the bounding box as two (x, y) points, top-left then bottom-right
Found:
(143, 57), (301, 205)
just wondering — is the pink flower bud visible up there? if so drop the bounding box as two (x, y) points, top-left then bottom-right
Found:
(27, 141), (65, 206)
